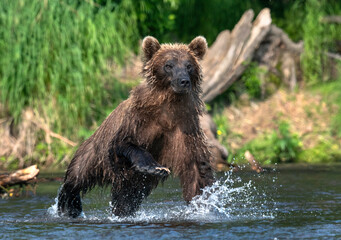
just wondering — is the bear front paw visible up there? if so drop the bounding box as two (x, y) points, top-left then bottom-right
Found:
(135, 165), (170, 177)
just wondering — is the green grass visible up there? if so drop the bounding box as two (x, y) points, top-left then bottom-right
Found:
(0, 0), (137, 137)
(301, 0), (326, 84)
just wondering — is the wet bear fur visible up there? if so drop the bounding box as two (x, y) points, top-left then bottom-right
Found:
(57, 36), (214, 218)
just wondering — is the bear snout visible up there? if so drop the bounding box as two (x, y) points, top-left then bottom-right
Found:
(179, 78), (191, 89)
(172, 77), (191, 94)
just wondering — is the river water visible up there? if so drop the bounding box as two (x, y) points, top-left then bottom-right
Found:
(1, 164), (341, 239)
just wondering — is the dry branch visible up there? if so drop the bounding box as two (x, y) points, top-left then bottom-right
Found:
(321, 15), (341, 24)
(326, 52), (341, 61)
(29, 110), (77, 147)
(0, 108), (76, 168)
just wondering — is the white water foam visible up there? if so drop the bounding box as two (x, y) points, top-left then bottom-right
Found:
(47, 197), (86, 218)
(48, 171), (276, 223)
(47, 197), (59, 216)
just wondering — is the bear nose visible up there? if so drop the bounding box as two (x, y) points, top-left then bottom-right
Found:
(179, 78), (190, 88)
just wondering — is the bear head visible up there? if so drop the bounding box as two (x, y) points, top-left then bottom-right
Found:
(142, 36), (207, 95)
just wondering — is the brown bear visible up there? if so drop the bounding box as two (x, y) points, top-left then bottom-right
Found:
(57, 36), (214, 218)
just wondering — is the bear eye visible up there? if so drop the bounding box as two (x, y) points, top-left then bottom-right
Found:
(186, 64), (192, 71)
(165, 64), (173, 72)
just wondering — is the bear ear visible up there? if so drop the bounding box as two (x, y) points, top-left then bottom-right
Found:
(142, 36), (161, 61)
(188, 36), (207, 60)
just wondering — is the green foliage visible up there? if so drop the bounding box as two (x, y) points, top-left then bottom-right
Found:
(301, 0), (326, 84)
(238, 122), (302, 164)
(301, 0), (341, 84)
(297, 139), (341, 163)
(242, 63), (263, 99)
(173, 0), (262, 45)
(208, 101), (230, 151)
(272, 0), (306, 42)
(133, 0), (178, 42)
(213, 111), (230, 144)
(271, 122), (302, 163)
(211, 62), (280, 106)
(237, 134), (275, 165)
(0, 0), (136, 137)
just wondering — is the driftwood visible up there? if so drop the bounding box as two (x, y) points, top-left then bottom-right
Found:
(202, 9), (272, 102)
(253, 25), (303, 92)
(244, 151), (263, 173)
(201, 8), (304, 101)
(0, 165), (39, 188)
(198, 8), (303, 170)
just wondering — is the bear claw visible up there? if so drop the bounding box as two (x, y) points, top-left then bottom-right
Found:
(155, 167), (170, 173)
(153, 166), (170, 177)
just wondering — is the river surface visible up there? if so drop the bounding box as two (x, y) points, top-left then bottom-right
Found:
(1, 164), (341, 239)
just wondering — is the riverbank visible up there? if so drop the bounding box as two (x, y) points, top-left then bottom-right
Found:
(211, 81), (341, 165)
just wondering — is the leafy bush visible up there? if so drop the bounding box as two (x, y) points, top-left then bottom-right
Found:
(133, 0), (178, 42)
(173, 0), (262, 45)
(271, 121), (302, 163)
(242, 63), (263, 99)
(298, 139), (341, 163)
(238, 121), (302, 164)
(301, 0), (341, 84)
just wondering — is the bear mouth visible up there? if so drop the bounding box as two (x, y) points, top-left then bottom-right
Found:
(171, 79), (191, 94)
(171, 84), (190, 94)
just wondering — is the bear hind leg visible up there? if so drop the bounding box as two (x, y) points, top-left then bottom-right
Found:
(111, 177), (156, 217)
(57, 183), (82, 218)
(111, 189), (145, 217)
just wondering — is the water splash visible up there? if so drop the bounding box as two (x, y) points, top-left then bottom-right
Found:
(183, 171), (276, 221)
(47, 197), (58, 216)
(48, 171), (276, 223)
(47, 197), (86, 218)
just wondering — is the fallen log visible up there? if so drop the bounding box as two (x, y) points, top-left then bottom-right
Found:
(202, 8), (272, 102)
(252, 25), (303, 91)
(0, 165), (39, 188)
